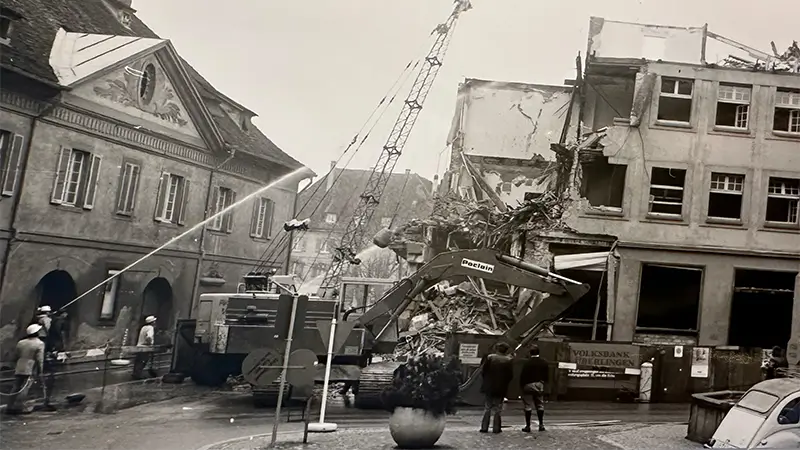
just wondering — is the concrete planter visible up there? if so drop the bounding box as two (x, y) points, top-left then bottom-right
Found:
(686, 390), (744, 444)
(389, 407), (446, 449)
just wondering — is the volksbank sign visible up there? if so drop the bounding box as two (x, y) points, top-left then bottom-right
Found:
(460, 258), (495, 274)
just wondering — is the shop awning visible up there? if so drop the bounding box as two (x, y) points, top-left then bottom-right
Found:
(554, 252), (610, 271)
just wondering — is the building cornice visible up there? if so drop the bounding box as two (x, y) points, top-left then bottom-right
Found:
(1, 88), (297, 192)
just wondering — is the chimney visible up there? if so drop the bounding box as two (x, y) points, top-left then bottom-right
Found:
(326, 160), (336, 192)
(432, 174), (439, 195)
(405, 169), (411, 175)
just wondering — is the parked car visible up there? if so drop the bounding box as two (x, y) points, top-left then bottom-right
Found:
(710, 378), (800, 448)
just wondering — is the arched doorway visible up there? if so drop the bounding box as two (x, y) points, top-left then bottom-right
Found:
(34, 270), (77, 346)
(141, 277), (173, 339)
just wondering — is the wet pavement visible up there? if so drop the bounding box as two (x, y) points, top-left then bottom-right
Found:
(203, 424), (701, 450)
(0, 390), (691, 450)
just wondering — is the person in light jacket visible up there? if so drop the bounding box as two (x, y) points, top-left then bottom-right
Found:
(6, 324), (45, 414)
(133, 316), (157, 380)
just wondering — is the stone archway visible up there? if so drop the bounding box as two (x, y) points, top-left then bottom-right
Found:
(141, 277), (174, 337)
(35, 270), (77, 346)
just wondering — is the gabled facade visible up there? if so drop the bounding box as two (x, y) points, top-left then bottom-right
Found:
(291, 163), (433, 281)
(0, 0), (312, 363)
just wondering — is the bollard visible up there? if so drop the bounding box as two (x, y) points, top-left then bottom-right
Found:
(639, 361), (653, 403)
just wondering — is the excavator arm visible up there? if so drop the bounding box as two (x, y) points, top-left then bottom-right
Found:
(351, 248), (591, 349)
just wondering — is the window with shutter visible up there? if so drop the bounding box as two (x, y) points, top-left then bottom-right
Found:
(1, 132), (24, 197)
(177, 179), (190, 226)
(224, 190), (237, 233)
(50, 147), (96, 208)
(211, 186), (235, 232)
(82, 154), (102, 210)
(251, 197), (274, 239)
(116, 161), (141, 215)
(154, 172), (169, 221)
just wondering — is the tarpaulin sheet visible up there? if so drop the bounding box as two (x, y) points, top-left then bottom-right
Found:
(554, 252), (609, 271)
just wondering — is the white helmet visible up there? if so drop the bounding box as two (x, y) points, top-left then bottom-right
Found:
(26, 324), (42, 336)
(39, 305), (52, 313)
(145, 316), (156, 324)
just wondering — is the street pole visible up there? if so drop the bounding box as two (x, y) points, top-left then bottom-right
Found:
(308, 312), (338, 432)
(270, 293), (299, 448)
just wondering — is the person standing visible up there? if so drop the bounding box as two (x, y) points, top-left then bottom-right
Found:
(36, 306), (52, 341)
(765, 346), (789, 380)
(133, 316), (157, 380)
(6, 324), (45, 414)
(519, 345), (549, 432)
(480, 342), (514, 434)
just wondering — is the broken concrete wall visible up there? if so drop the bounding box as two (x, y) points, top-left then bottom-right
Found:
(444, 78), (578, 205)
(449, 79), (577, 161)
(587, 16), (706, 64)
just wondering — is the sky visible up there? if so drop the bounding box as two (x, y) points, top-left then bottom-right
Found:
(134, 0), (796, 183)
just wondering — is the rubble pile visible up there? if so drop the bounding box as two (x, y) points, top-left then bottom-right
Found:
(721, 40), (800, 73)
(394, 279), (544, 358)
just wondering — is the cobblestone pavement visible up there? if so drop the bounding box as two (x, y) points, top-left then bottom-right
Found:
(203, 423), (704, 450)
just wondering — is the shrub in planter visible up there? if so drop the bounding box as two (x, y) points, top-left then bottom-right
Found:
(381, 355), (462, 449)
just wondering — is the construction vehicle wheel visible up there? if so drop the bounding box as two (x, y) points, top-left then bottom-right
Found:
(190, 353), (229, 387)
(354, 361), (402, 409)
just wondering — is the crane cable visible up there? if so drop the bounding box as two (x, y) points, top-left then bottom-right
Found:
(249, 58), (421, 272)
(296, 59), (424, 282)
(254, 59), (420, 272)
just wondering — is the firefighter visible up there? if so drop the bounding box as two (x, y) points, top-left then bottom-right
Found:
(6, 324), (45, 414)
(133, 316), (157, 380)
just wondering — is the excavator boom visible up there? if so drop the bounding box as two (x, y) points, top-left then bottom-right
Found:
(347, 248), (592, 409)
(353, 248), (591, 348)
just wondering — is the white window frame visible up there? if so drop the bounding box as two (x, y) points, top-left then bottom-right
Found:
(320, 240), (329, 253)
(658, 77), (694, 124)
(100, 270), (121, 321)
(325, 213), (337, 224)
(292, 239), (305, 252)
(116, 161), (140, 215)
(161, 174), (181, 223)
(716, 84), (752, 129)
(708, 173), (745, 220)
(63, 150), (86, 206)
(210, 186), (234, 231)
(766, 178), (800, 225)
(253, 197), (273, 239)
(774, 89), (800, 134)
(648, 168), (686, 217)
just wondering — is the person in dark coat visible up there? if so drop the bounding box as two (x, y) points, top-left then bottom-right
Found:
(519, 345), (549, 432)
(480, 342), (514, 434)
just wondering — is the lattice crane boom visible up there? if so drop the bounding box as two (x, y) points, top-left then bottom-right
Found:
(318, 0), (472, 298)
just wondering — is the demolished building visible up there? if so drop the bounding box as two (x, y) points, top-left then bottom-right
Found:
(392, 17), (800, 363)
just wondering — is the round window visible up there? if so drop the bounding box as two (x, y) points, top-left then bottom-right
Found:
(138, 63), (156, 104)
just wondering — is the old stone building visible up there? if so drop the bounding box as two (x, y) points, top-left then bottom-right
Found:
(291, 162), (433, 282)
(0, 0), (311, 363)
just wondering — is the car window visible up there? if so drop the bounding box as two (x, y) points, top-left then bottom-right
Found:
(738, 390), (780, 414)
(778, 398), (800, 425)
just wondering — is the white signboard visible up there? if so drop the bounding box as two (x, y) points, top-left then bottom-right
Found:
(460, 258), (495, 274)
(459, 343), (481, 364)
(691, 347), (710, 378)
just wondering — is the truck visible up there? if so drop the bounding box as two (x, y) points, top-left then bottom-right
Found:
(172, 248), (591, 407)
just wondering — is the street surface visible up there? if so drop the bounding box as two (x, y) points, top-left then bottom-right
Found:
(0, 391), (691, 449)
